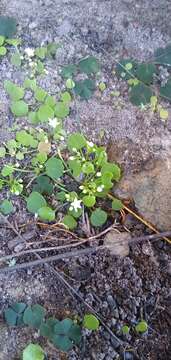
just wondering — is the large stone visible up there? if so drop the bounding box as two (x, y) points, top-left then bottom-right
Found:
(114, 157), (171, 231)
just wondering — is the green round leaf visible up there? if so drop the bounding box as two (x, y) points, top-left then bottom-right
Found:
(90, 208), (107, 227)
(24, 78), (37, 91)
(40, 318), (59, 339)
(0, 46), (7, 56)
(0, 199), (14, 215)
(82, 195), (96, 208)
(4, 302), (27, 326)
(28, 111), (39, 124)
(23, 304), (45, 329)
(0, 146), (6, 158)
(112, 198), (123, 211)
(66, 78), (75, 89)
(23, 343), (45, 360)
(135, 320), (148, 333)
(37, 104), (54, 123)
(38, 206), (55, 221)
(67, 133), (86, 150)
(78, 56), (100, 74)
(63, 215), (77, 229)
(27, 192), (47, 214)
(55, 101), (69, 119)
(83, 314), (99, 330)
(99, 82), (106, 91)
(74, 79), (96, 100)
(55, 318), (73, 335)
(45, 95), (56, 108)
(45, 157), (64, 180)
(68, 207), (82, 219)
(1, 165), (14, 177)
(52, 335), (73, 352)
(4, 80), (24, 101)
(61, 91), (72, 103)
(61, 64), (77, 79)
(68, 324), (82, 345)
(68, 159), (82, 177)
(34, 87), (47, 102)
(101, 163), (121, 181)
(56, 191), (66, 202)
(129, 83), (152, 106)
(10, 100), (28, 117)
(35, 46), (47, 59)
(33, 176), (53, 195)
(82, 162), (94, 175)
(122, 325), (130, 335)
(135, 63), (156, 85)
(16, 130), (38, 148)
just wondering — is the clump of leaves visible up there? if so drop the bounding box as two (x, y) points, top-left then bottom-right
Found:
(61, 56), (100, 99)
(4, 302), (27, 326)
(116, 45), (171, 111)
(4, 302), (90, 353)
(23, 343), (45, 360)
(0, 127), (122, 227)
(4, 78), (71, 123)
(135, 320), (148, 334)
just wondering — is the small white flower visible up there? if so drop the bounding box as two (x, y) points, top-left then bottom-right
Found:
(70, 198), (82, 212)
(44, 69), (49, 75)
(60, 136), (65, 141)
(83, 189), (87, 194)
(65, 194), (70, 200)
(39, 165), (43, 169)
(79, 185), (84, 190)
(49, 118), (59, 128)
(97, 185), (104, 192)
(96, 172), (101, 177)
(72, 148), (77, 152)
(87, 141), (94, 148)
(15, 191), (20, 196)
(18, 179), (23, 183)
(24, 48), (35, 57)
(45, 138), (49, 143)
(15, 162), (20, 168)
(69, 156), (75, 161)
(34, 213), (38, 219)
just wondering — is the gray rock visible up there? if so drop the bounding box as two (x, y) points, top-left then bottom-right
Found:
(124, 351), (134, 360)
(113, 308), (120, 319)
(115, 157), (171, 231)
(107, 295), (117, 310)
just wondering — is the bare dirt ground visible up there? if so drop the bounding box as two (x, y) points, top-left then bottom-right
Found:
(0, 1), (171, 359)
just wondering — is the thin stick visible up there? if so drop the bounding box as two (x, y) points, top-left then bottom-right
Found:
(107, 194), (171, 245)
(0, 240), (84, 263)
(123, 204), (171, 245)
(1, 228), (171, 269)
(0, 246), (103, 273)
